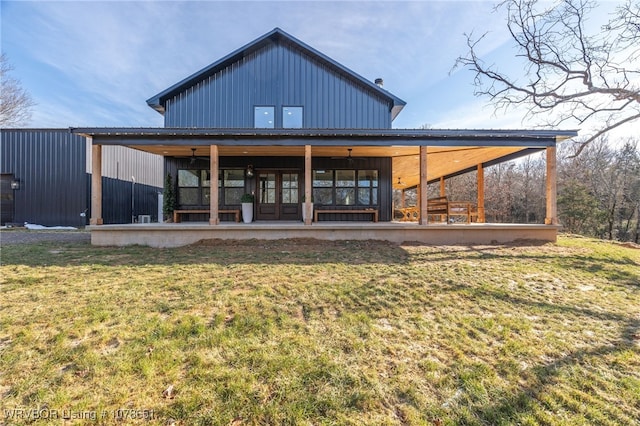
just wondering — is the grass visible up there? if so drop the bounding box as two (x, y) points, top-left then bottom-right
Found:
(0, 234), (638, 425)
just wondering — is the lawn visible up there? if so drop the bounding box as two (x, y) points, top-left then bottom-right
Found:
(0, 234), (638, 425)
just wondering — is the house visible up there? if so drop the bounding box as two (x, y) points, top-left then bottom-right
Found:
(71, 28), (576, 247)
(0, 129), (162, 227)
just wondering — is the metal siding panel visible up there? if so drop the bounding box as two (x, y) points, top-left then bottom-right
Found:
(162, 39), (394, 129)
(0, 129), (87, 226)
(102, 146), (163, 188)
(1, 130), (163, 226)
(164, 99), (171, 126)
(101, 177), (159, 224)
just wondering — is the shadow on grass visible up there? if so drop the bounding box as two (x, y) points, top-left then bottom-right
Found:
(0, 238), (412, 267)
(434, 282), (640, 424)
(409, 245), (640, 288)
(473, 320), (639, 424)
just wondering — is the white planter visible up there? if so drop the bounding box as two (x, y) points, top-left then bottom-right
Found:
(242, 203), (253, 223)
(302, 203), (314, 222)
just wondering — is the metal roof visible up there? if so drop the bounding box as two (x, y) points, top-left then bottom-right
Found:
(71, 127), (577, 190)
(71, 127), (578, 147)
(145, 28), (407, 119)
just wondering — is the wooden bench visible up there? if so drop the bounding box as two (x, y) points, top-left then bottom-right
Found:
(428, 197), (476, 224)
(173, 209), (240, 223)
(396, 197), (476, 224)
(427, 196), (449, 220)
(397, 206), (420, 222)
(448, 202), (475, 224)
(314, 209), (378, 222)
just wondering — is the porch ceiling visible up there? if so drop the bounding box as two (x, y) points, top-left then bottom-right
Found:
(129, 144), (531, 189)
(76, 128), (576, 188)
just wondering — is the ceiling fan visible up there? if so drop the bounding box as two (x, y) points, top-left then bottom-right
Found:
(177, 148), (209, 165)
(331, 148), (365, 165)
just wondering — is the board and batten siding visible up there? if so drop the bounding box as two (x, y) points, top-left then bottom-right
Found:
(164, 42), (393, 129)
(85, 142), (163, 188)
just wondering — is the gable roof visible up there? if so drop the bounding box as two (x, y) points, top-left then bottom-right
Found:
(146, 27), (406, 120)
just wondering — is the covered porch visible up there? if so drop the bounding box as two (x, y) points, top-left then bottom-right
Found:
(74, 127), (576, 247)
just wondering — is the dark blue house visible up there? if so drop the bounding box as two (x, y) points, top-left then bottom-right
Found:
(146, 28), (405, 129)
(72, 28), (575, 246)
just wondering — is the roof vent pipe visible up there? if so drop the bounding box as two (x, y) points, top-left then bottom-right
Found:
(374, 78), (384, 87)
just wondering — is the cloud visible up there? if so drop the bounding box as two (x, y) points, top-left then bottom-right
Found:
(7, 0), (632, 138)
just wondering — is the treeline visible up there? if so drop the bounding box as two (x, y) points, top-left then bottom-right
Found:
(398, 138), (640, 242)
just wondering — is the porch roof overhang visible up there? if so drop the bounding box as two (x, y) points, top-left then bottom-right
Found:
(71, 127), (577, 189)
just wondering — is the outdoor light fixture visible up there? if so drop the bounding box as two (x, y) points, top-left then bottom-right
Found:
(10, 179), (20, 190)
(246, 165), (254, 178)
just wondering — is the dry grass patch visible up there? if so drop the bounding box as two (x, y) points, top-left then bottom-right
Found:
(0, 235), (638, 425)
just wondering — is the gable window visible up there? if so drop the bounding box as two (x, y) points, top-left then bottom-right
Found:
(254, 106), (274, 128)
(282, 106), (303, 128)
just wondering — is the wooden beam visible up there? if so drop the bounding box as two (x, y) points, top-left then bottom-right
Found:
(419, 146), (429, 225)
(477, 164), (485, 223)
(545, 146), (558, 225)
(304, 145), (312, 225)
(209, 145), (219, 225)
(90, 141), (103, 225)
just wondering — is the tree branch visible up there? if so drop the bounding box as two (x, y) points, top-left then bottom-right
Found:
(455, 0), (640, 150)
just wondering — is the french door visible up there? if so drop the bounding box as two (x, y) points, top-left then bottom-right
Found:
(255, 171), (301, 221)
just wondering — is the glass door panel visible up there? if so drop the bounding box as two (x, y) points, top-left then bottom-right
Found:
(255, 171), (301, 221)
(280, 172), (300, 220)
(259, 173), (276, 204)
(281, 173), (298, 204)
(256, 172), (277, 220)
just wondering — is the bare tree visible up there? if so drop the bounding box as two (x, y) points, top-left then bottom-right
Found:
(455, 0), (640, 155)
(0, 53), (35, 127)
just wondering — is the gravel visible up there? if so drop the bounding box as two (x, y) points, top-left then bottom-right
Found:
(0, 229), (91, 245)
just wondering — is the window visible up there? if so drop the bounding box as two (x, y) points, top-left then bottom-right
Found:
(357, 170), (378, 205)
(313, 170), (334, 205)
(282, 106), (303, 128)
(202, 170), (211, 204)
(312, 169), (379, 206)
(178, 170), (200, 205)
(335, 170), (355, 205)
(254, 106), (274, 128)
(177, 168), (246, 206)
(223, 169), (245, 204)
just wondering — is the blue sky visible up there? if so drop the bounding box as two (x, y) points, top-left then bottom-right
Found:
(1, 0), (631, 136)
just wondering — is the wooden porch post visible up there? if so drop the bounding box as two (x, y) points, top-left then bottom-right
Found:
(304, 145), (312, 225)
(419, 145), (429, 225)
(477, 164), (485, 223)
(90, 141), (103, 225)
(209, 145), (219, 225)
(439, 176), (445, 197)
(545, 146), (558, 225)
